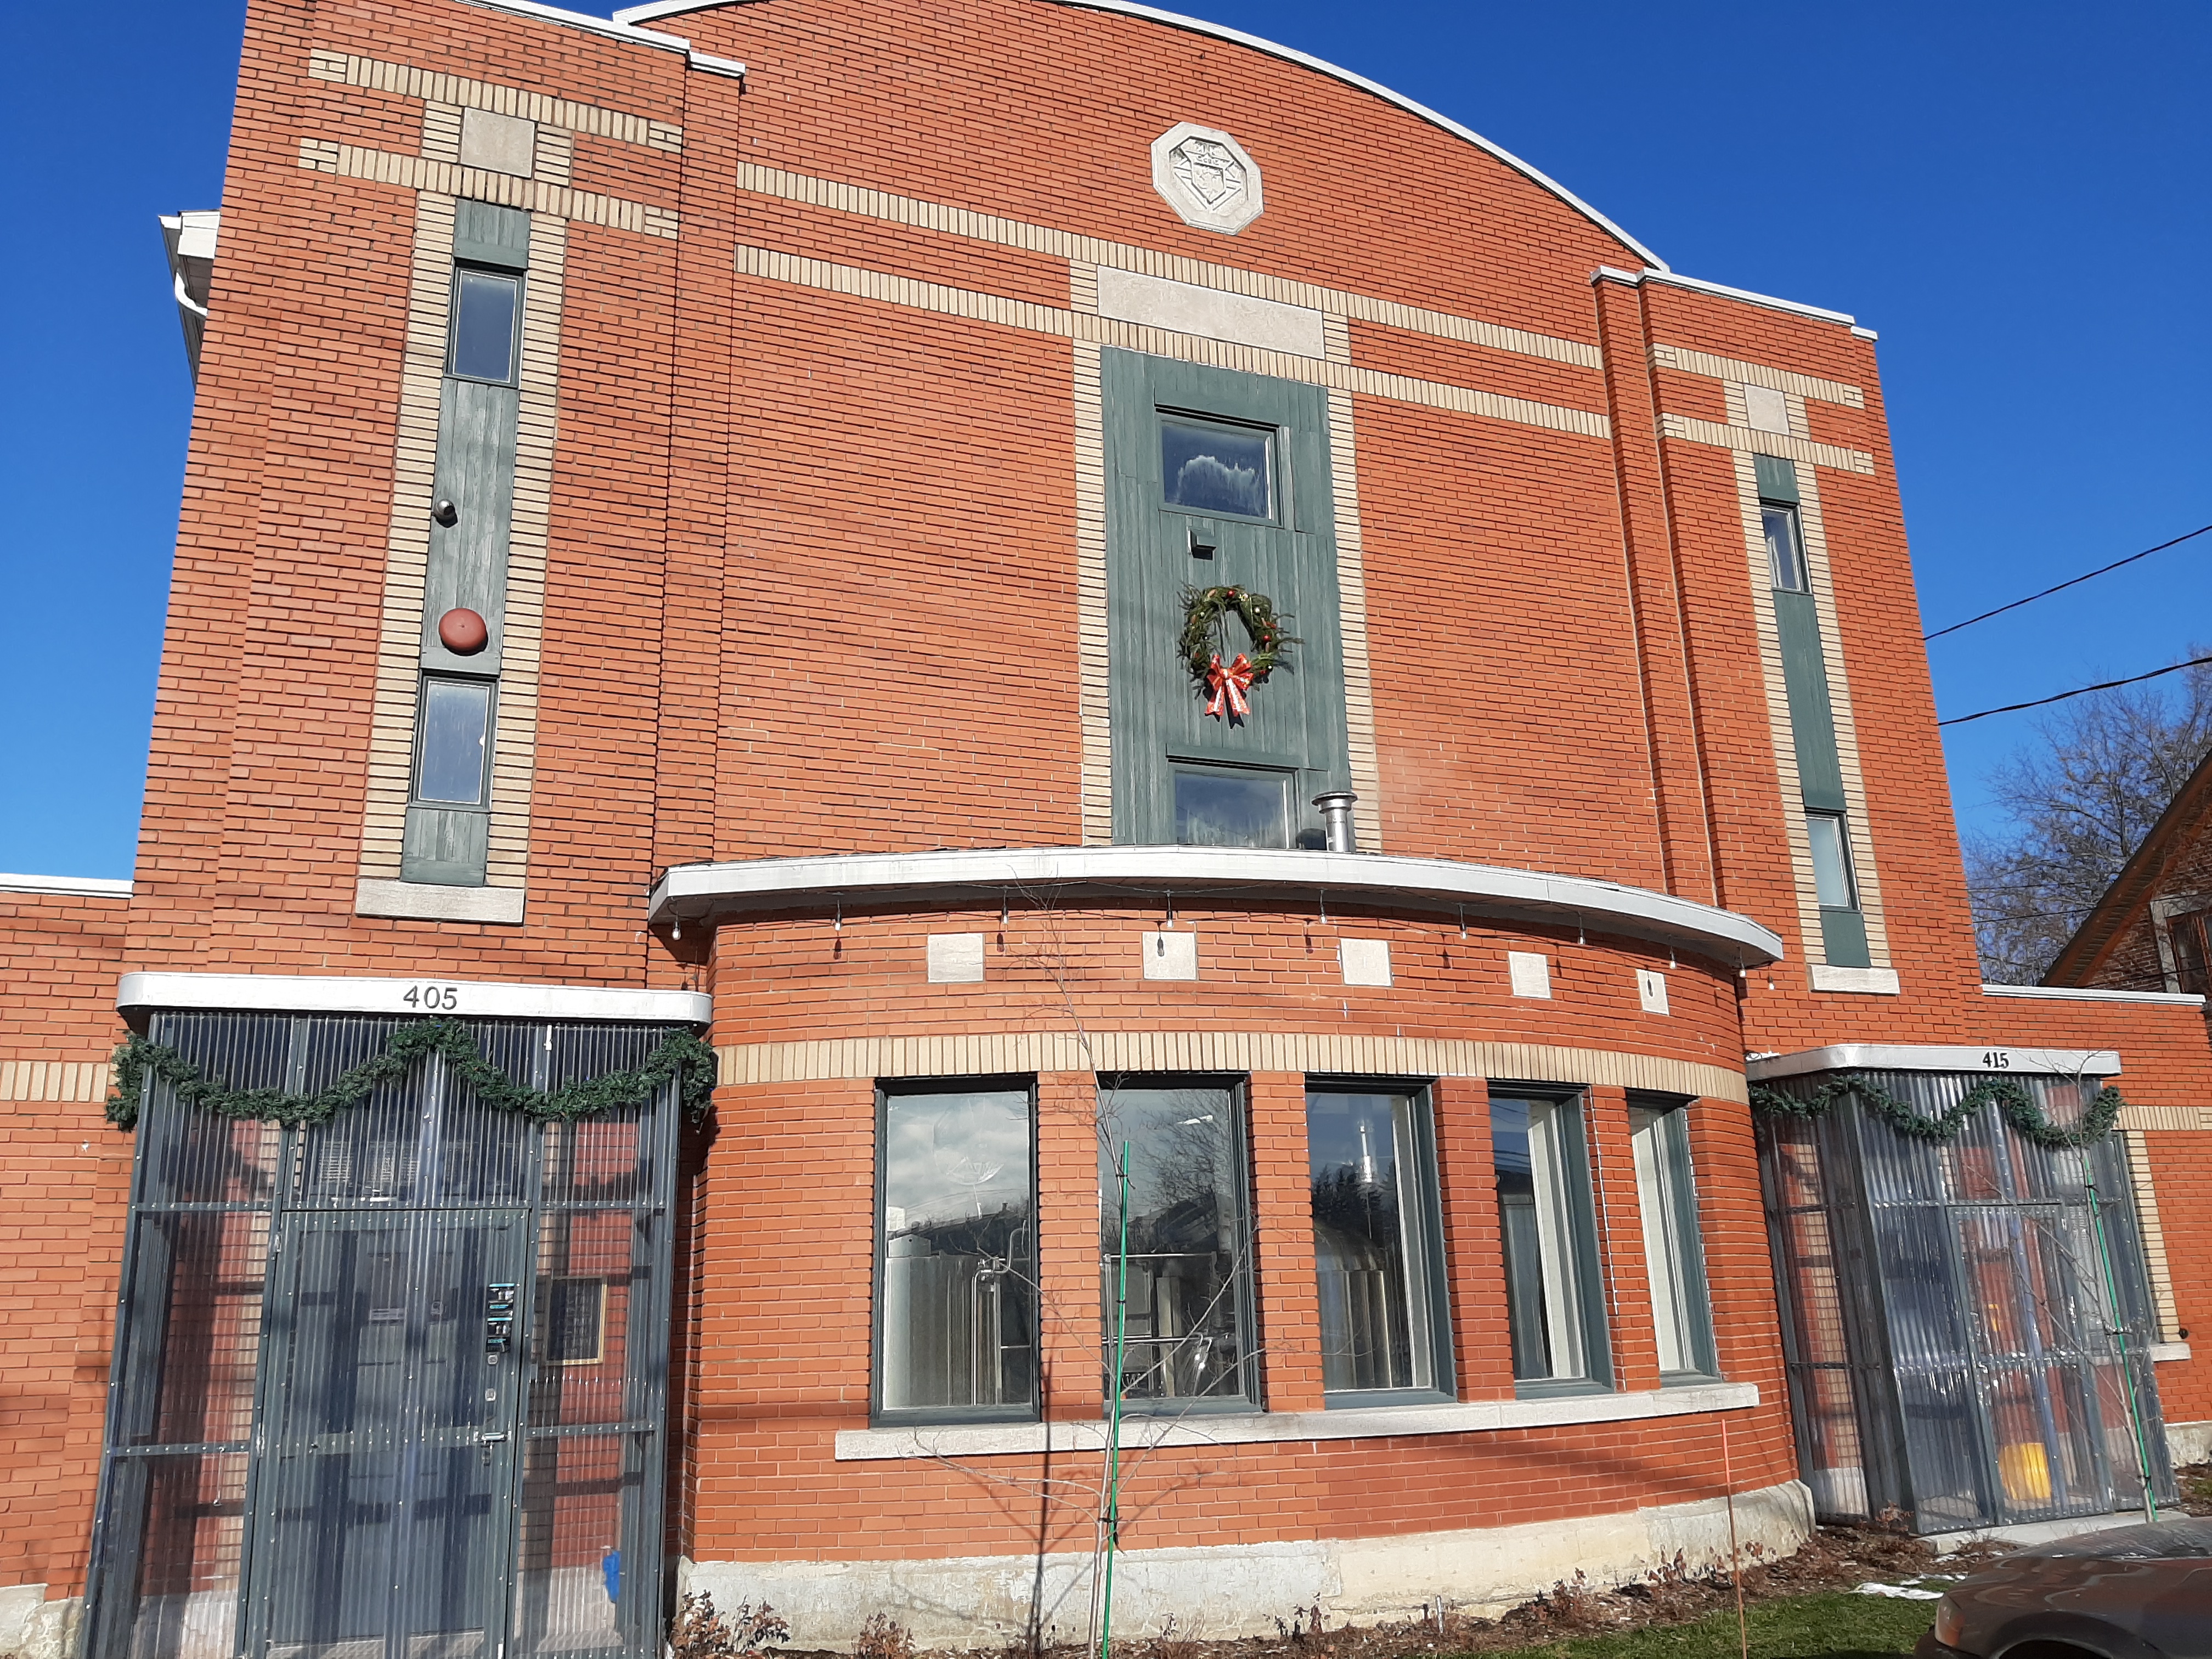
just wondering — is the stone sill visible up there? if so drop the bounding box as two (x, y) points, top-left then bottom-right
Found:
(836, 1380), (1759, 1461)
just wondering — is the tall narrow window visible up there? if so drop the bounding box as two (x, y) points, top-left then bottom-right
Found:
(1491, 1092), (1610, 1390)
(1764, 502), (1808, 592)
(1628, 1099), (1718, 1380)
(414, 677), (493, 806)
(450, 267), (521, 384)
(1098, 1080), (1257, 1410)
(1807, 811), (1859, 911)
(2168, 908), (2212, 995)
(1308, 1086), (1452, 1401)
(876, 1081), (1037, 1423)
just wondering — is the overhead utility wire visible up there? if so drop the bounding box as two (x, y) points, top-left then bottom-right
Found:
(1937, 654), (2212, 727)
(1924, 523), (2212, 641)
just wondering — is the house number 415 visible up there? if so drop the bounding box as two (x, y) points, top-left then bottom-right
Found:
(404, 984), (461, 1011)
(1980, 1050), (2012, 1069)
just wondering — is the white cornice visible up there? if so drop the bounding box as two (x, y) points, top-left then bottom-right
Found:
(1, 872), (132, 898)
(1984, 983), (2205, 1008)
(648, 846), (1786, 967)
(117, 971), (710, 1025)
(1748, 1043), (2121, 1082)
(611, 0), (1667, 269)
(1594, 265), (1859, 329)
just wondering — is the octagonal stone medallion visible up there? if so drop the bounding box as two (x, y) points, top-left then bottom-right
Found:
(1149, 122), (1265, 234)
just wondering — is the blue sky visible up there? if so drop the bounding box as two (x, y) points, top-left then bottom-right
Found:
(2, 0), (2205, 879)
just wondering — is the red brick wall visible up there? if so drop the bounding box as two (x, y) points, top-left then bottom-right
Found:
(0, 892), (133, 1599)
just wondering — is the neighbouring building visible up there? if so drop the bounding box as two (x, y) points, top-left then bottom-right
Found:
(4, 0), (2210, 1654)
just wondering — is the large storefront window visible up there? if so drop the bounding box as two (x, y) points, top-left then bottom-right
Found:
(1098, 1079), (1260, 1411)
(86, 1013), (683, 1659)
(874, 1081), (1038, 1423)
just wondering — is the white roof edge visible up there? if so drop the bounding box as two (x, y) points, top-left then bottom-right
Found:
(648, 845), (1785, 966)
(1, 872), (133, 898)
(450, 0), (690, 51)
(1747, 1043), (2123, 1082)
(1985, 983), (2207, 1008)
(1595, 264), (1858, 329)
(609, 0), (1667, 270)
(117, 970), (711, 1025)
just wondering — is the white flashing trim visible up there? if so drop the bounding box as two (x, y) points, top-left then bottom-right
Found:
(1850, 326), (1880, 342)
(449, 0), (690, 52)
(611, 0), (1667, 269)
(838, 1381), (1758, 1461)
(686, 48), (746, 78)
(0, 872), (133, 898)
(1748, 1043), (2121, 1082)
(650, 846), (1786, 967)
(1983, 983), (2207, 1008)
(117, 971), (712, 1025)
(1592, 264), (1859, 329)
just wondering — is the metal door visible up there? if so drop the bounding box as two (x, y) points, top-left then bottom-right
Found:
(245, 1209), (529, 1659)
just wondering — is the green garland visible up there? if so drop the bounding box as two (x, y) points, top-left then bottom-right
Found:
(1750, 1071), (2124, 1148)
(106, 1019), (718, 1132)
(1178, 584), (1299, 684)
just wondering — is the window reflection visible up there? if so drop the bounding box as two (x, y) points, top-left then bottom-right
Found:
(451, 268), (520, 383)
(1492, 1094), (1603, 1384)
(1173, 767), (1288, 848)
(1099, 1084), (1255, 1408)
(1161, 417), (1273, 518)
(878, 1087), (1036, 1417)
(1308, 1090), (1444, 1395)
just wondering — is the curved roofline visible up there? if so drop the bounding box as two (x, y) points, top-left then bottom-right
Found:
(610, 0), (1668, 270)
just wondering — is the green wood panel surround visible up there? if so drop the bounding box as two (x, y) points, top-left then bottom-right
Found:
(1773, 590), (1846, 814)
(454, 200), (531, 270)
(421, 378), (519, 675)
(1754, 453), (1799, 505)
(1819, 905), (1871, 968)
(1102, 349), (1348, 845)
(401, 803), (490, 886)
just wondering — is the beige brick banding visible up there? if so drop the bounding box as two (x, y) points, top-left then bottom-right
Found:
(712, 1030), (1748, 1103)
(299, 141), (678, 239)
(1652, 343), (1864, 408)
(735, 161), (1602, 370)
(735, 247), (1610, 439)
(307, 48), (684, 151)
(1661, 413), (1873, 475)
(0, 1060), (112, 1104)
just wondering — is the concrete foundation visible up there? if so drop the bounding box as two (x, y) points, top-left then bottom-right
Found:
(684, 1478), (1815, 1650)
(0, 1584), (81, 1659)
(2166, 1419), (2212, 1468)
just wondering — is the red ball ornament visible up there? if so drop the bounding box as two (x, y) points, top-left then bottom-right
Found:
(438, 608), (489, 654)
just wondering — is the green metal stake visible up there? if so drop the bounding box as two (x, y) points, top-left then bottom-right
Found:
(2086, 1178), (2158, 1525)
(1100, 1141), (1131, 1659)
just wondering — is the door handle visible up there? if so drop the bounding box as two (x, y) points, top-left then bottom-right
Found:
(477, 1431), (508, 1444)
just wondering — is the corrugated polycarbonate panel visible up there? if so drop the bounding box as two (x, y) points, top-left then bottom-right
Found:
(100, 1452), (248, 1659)
(512, 1432), (652, 1658)
(1760, 1069), (2174, 1535)
(92, 1015), (686, 1659)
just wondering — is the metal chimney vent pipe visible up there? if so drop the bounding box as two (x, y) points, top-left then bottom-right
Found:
(1312, 791), (1358, 854)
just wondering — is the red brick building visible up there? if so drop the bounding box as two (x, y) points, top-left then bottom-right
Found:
(6, 0), (2210, 1652)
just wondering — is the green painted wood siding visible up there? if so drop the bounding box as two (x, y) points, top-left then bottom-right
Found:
(403, 202), (529, 887)
(1102, 350), (1349, 845)
(1760, 457), (1870, 968)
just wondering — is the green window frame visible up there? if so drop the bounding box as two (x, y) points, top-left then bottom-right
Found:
(872, 1077), (1040, 1427)
(1307, 1080), (1455, 1406)
(1097, 1074), (1261, 1414)
(1627, 1095), (1719, 1383)
(1491, 1088), (1613, 1396)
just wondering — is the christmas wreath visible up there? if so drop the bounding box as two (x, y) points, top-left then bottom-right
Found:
(1178, 584), (1299, 718)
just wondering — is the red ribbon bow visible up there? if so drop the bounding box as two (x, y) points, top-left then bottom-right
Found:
(1204, 652), (1255, 719)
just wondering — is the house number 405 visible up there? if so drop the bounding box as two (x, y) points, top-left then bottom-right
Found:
(404, 984), (461, 1011)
